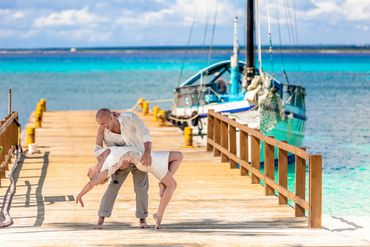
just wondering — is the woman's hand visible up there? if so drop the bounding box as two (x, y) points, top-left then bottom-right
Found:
(76, 193), (85, 207)
(140, 151), (152, 167)
(119, 160), (130, 169)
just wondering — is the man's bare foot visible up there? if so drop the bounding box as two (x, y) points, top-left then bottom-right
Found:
(159, 182), (165, 198)
(139, 218), (149, 229)
(94, 216), (105, 230)
(153, 213), (162, 229)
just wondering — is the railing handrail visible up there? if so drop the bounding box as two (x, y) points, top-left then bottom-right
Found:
(208, 110), (310, 160)
(0, 112), (20, 135)
(206, 109), (322, 228)
(0, 112), (20, 185)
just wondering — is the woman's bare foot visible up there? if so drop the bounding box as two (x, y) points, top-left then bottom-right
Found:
(153, 213), (162, 229)
(159, 182), (165, 198)
(139, 218), (149, 228)
(94, 216), (104, 230)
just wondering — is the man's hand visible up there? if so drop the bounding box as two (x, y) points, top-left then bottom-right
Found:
(76, 194), (84, 207)
(140, 151), (152, 167)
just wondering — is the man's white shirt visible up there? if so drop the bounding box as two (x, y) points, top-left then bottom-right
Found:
(94, 112), (151, 156)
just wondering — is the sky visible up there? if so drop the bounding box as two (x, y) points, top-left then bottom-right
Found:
(0, 0), (369, 48)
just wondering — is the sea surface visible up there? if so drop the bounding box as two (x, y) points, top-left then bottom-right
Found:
(0, 47), (369, 216)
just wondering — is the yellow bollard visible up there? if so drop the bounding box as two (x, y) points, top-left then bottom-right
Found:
(157, 110), (167, 127)
(143, 101), (150, 116)
(36, 103), (43, 115)
(35, 109), (42, 128)
(39, 98), (46, 111)
(27, 126), (35, 144)
(152, 106), (160, 121)
(137, 98), (145, 109)
(184, 127), (193, 147)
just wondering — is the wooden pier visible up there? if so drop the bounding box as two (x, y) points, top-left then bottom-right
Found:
(0, 107), (369, 246)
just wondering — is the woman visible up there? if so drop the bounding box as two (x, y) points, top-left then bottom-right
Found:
(76, 146), (183, 229)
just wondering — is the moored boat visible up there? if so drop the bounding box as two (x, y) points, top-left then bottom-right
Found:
(169, 1), (306, 153)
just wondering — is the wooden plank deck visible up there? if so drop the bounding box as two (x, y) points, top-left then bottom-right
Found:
(0, 110), (369, 246)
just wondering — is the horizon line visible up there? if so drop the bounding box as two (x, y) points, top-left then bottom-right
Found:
(1, 44), (369, 51)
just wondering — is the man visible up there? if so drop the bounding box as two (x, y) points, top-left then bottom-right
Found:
(94, 108), (152, 229)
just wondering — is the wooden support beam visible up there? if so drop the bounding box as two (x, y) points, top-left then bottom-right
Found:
(220, 121), (229, 162)
(309, 154), (322, 228)
(240, 130), (249, 175)
(207, 114), (214, 152)
(278, 142), (288, 205)
(229, 124), (237, 169)
(213, 119), (221, 157)
(251, 134), (260, 184)
(295, 147), (307, 217)
(264, 137), (275, 196)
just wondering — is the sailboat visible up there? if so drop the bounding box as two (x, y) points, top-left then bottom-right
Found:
(168, 0), (306, 150)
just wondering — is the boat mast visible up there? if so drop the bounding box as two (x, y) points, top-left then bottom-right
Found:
(230, 16), (240, 96)
(245, 0), (255, 85)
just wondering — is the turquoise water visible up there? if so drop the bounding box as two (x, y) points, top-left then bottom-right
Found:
(0, 49), (369, 216)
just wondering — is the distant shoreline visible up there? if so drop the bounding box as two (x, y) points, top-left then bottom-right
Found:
(0, 45), (369, 54)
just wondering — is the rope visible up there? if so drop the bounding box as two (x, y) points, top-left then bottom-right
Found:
(207, 0), (219, 65)
(274, 0), (288, 84)
(202, 0), (213, 49)
(147, 99), (173, 103)
(129, 99), (173, 112)
(267, 0), (274, 73)
(177, 11), (197, 85)
(129, 101), (141, 112)
(256, 0), (262, 71)
(168, 113), (200, 122)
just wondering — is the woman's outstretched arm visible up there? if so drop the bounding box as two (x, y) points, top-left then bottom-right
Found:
(76, 169), (108, 207)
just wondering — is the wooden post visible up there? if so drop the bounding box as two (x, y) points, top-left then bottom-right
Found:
(264, 137), (275, 196)
(220, 121), (228, 162)
(207, 113), (214, 152)
(251, 133), (260, 184)
(240, 130), (249, 176)
(213, 118), (221, 157)
(229, 123), (237, 169)
(295, 147), (306, 217)
(8, 89), (12, 115)
(278, 142), (288, 204)
(0, 131), (4, 179)
(309, 154), (322, 228)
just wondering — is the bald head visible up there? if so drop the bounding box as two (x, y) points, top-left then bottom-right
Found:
(96, 108), (111, 119)
(96, 108), (114, 129)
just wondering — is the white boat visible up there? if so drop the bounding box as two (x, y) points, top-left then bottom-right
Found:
(168, 1), (306, 152)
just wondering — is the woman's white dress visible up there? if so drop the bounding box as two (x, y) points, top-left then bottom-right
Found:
(100, 146), (169, 180)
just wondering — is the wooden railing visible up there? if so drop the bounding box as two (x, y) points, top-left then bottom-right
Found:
(0, 112), (20, 186)
(207, 110), (322, 228)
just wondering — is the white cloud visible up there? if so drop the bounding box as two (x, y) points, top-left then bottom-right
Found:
(343, 0), (370, 21)
(33, 7), (103, 27)
(116, 0), (241, 28)
(302, 0), (370, 22)
(0, 0), (369, 47)
(13, 11), (25, 19)
(19, 30), (38, 39)
(0, 29), (15, 38)
(0, 9), (25, 20)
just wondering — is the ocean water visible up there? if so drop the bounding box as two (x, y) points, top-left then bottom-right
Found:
(0, 48), (369, 216)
